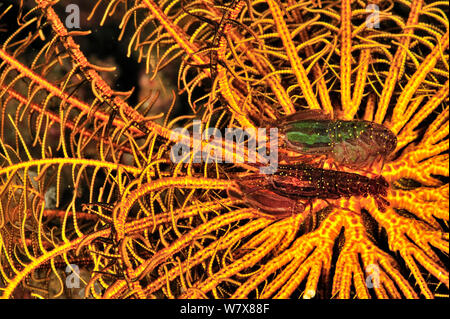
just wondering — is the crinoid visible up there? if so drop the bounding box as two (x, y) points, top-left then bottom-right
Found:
(0, 0), (448, 299)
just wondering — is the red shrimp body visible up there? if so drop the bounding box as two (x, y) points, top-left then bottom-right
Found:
(229, 164), (390, 217)
(227, 174), (305, 218)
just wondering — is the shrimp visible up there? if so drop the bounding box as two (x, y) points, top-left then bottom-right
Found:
(276, 109), (397, 170)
